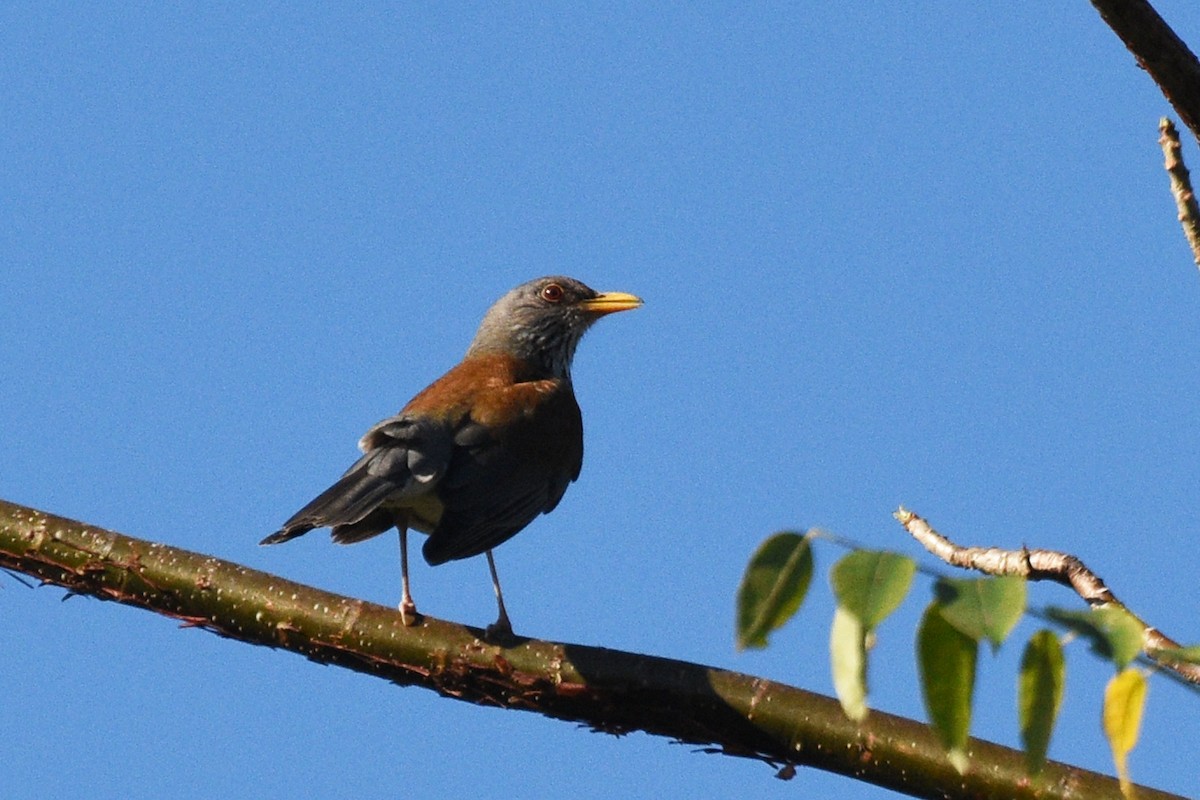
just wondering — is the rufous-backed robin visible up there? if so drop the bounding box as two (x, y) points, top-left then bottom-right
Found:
(261, 276), (641, 636)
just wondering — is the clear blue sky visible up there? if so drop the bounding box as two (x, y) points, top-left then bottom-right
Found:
(4, 5), (1198, 798)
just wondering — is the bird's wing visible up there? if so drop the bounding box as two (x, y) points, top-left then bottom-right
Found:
(421, 381), (583, 565)
(261, 415), (452, 545)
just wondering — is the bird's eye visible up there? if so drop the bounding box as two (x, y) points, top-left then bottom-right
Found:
(540, 283), (565, 303)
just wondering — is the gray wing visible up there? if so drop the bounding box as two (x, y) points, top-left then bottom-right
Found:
(421, 393), (583, 565)
(261, 415), (451, 545)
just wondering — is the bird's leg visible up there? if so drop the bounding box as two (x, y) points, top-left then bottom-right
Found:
(397, 526), (420, 626)
(485, 550), (513, 639)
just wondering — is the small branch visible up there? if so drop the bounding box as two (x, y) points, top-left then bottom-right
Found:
(894, 506), (1200, 685)
(1158, 117), (1200, 269)
(1090, 0), (1200, 145)
(1, 499), (1181, 800)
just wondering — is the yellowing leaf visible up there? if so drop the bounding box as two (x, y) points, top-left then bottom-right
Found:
(1103, 668), (1147, 798)
(830, 605), (868, 721)
(1018, 630), (1065, 776)
(736, 532), (813, 650)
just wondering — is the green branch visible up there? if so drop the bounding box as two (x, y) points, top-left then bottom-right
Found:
(0, 499), (1181, 800)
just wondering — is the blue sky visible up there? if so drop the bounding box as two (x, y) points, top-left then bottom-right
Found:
(4, 4), (1199, 798)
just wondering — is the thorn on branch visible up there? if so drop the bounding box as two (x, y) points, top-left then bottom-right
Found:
(2, 567), (35, 588)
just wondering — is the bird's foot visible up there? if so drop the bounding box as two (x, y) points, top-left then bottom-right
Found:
(484, 615), (514, 642)
(398, 597), (422, 627)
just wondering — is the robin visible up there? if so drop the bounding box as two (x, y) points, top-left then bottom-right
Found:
(261, 276), (642, 636)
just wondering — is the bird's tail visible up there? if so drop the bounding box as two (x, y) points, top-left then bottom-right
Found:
(261, 454), (399, 546)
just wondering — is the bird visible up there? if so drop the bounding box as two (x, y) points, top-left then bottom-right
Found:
(261, 276), (642, 637)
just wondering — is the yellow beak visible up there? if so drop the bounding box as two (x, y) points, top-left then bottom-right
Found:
(578, 291), (643, 315)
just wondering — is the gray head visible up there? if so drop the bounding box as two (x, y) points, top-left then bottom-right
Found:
(466, 276), (642, 378)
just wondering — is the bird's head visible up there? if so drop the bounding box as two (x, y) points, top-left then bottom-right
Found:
(467, 276), (642, 378)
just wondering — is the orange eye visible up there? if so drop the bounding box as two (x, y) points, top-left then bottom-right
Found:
(540, 283), (564, 303)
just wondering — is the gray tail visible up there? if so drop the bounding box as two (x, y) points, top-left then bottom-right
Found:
(262, 457), (399, 546)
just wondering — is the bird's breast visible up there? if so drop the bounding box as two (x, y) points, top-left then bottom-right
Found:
(400, 351), (584, 483)
(402, 353), (574, 427)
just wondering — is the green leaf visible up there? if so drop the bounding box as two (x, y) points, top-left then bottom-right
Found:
(934, 576), (1026, 648)
(1087, 607), (1143, 670)
(736, 532), (814, 650)
(830, 605), (868, 721)
(1018, 629), (1065, 776)
(1047, 606), (1143, 669)
(1103, 668), (1147, 798)
(1155, 644), (1200, 665)
(830, 550), (916, 632)
(918, 602), (978, 773)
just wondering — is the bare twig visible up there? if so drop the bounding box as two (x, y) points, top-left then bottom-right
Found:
(1158, 117), (1200, 268)
(1090, 0), (1200, 145)
(1, 498), (1183, 800)
(894, 506), (1200, 685)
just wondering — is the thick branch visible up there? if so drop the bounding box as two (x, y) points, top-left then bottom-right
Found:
(894, 506), (1200, 685)
(1158, 117), (1200, 268)
(1090, 0), (1200, 145)
(0, 499), (1181, 800)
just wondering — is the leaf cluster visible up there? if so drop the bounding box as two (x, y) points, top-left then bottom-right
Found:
(736, 531), (1164, 792)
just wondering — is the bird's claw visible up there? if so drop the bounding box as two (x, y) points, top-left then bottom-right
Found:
(485, 618), (514, 641)
(399, 598), (421, 627)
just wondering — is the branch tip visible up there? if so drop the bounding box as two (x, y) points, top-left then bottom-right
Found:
(893, 507), (1200, 685)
